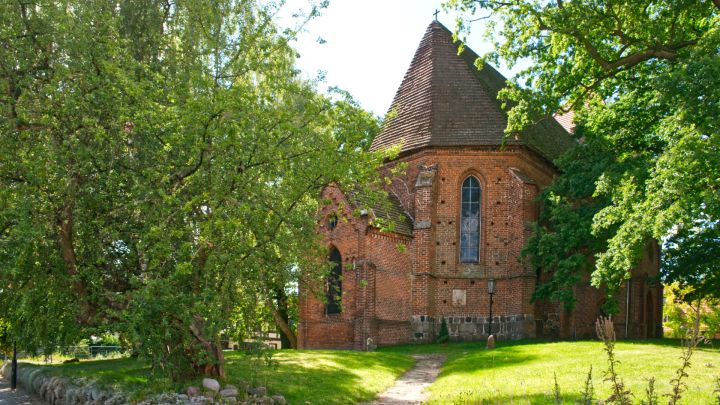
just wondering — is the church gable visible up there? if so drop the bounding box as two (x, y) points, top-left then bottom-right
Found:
(370, 21), (575, 163)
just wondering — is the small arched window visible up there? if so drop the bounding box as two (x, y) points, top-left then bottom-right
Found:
(460, 176), (481, 262)
(326, 247), (342, 314)
(328, 214), (338, 230)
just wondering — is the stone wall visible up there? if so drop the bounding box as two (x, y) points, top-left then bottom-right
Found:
(411, 314), (536, 342)
(1, 364), (287, 405)
(0, 363), (126, 405)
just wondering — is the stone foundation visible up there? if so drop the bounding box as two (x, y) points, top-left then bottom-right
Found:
(411, 314), (536, 342)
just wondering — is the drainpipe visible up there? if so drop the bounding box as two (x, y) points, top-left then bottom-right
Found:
(625, 279), (631, 338)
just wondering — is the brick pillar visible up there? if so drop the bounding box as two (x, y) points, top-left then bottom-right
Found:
(412, 163), (437, 317)
(354, 259), (377, 350)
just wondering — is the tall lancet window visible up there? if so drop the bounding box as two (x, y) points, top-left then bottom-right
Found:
(326, 247), (342, 314)
(460, 176), (481, 262)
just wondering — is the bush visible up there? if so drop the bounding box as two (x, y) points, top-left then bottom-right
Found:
(436, 317), (449, 344)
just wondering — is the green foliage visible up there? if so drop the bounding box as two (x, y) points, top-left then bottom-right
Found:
(437, 317), (450, 344)
(552, 372), (561, 404)
(663, 222), (720, 301)
(643, 377), (658, 405)
(523, 126), (616, 309)
(0, 0), (387, 378)
(92, 333), (121, 347)
(0, 319), (13, 356)
(446, 0), (720, 304)
(580, 366), (595, 405)
(664, 285), (720, 339)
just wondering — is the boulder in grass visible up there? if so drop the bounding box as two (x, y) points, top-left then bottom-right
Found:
(187, 386), (201, 397)
(220, 386), (239, 397)
(271, 394), (287, 405)
(202, 378), (221, 392)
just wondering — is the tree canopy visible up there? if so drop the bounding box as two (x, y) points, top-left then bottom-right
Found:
(446, 0), (720, 307)
(0, 0), (386, 378)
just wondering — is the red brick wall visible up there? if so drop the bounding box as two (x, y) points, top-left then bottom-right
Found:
(298, 186), (367, 349)
(300, 147), (662, 349)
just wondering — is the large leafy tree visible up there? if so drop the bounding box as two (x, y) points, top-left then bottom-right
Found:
(446, 0), (719, 307)
(0, 0), (384, 378)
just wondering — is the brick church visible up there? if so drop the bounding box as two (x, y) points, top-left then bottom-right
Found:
(298, 21), (663, 350)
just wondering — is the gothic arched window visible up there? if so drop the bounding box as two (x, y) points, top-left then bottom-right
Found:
(460, 176), (481, 263)
(326, 247), (342, 314)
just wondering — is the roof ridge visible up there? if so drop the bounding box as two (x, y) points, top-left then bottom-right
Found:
(369, 20), (575, 163)
(429, 22), (439, 153)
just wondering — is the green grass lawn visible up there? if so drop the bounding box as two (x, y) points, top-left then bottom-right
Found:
(22, 349), (414, 404)
(380, 339), (720, 404)
(21, 339), (720, 404)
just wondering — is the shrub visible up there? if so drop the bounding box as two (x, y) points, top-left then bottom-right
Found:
(436, 317), (449, 344)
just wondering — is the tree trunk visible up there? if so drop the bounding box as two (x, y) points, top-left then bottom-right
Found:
(269, 294), (297, 349)
(189, 315), (226, 379)
(58, 196), (94, 325)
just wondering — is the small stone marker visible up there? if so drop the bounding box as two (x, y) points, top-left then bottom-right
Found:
(487, 334), (495, 350)
(202, 378), (221, 392)
(187, 386), (200, 397)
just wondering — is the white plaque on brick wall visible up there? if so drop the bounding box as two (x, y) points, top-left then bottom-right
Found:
(452, 289), (466, 306)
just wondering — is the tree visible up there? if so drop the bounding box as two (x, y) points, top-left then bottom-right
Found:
(445, 0), (719, 306)
(0, 0), (386, 379)
(664, 284), (720, 339)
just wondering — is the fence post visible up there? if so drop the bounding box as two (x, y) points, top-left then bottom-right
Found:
(11, 342), (17, 390)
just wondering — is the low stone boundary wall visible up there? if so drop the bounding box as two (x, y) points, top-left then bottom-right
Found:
(0, 362), (287, 405)
(411, 314), (536, 342)
(1, 362), (126, 404)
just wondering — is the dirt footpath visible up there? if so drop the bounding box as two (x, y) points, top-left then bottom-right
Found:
(365, 354), (446, 405)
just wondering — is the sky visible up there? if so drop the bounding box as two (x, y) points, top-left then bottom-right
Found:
(277, 0), (511, 117)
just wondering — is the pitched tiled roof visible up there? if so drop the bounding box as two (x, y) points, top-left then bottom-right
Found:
(346, 190), (413, 237)
(370, 21), (575, 163)
(368, 192), (413, 236)
(554, 110), (577, 133)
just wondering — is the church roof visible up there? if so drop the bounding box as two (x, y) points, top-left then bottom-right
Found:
(370, 21), (574, 162)
(348, 190), (413, 237)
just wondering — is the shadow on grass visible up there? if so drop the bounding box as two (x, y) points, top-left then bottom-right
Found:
(19, 358), (165, 400)
(19, 350), (414, 404)
(380, 338), (720, 356)
(620, 338), (720, 352)
(223, 350), (413, 405)
(25, 357), (150, 383)
(439, 349), (538, 378)
(428, 391), (582, 405)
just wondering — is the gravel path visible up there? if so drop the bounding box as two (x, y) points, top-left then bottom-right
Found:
(0, 378), (43, 405)
(365, 354), (446, 405)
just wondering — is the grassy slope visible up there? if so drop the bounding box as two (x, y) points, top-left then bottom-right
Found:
(380, 339), (720, 404)
(23, 350), (414, 404)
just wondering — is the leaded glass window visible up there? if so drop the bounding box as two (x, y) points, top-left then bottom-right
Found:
(326, 247), (342, 314)
(460, 176), (481, 262)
